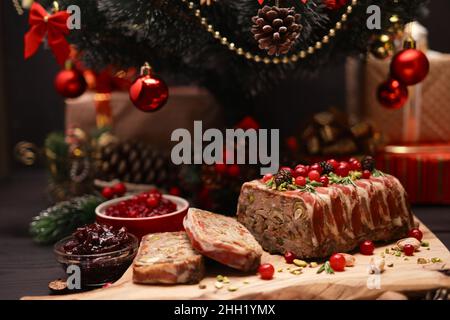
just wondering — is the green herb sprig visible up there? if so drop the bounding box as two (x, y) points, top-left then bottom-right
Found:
(317, 261), (335, 274)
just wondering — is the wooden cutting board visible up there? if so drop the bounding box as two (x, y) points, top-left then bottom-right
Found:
(23, 220), (450, 300)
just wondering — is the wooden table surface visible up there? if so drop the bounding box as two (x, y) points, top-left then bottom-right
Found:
(1, 168), (450, 300)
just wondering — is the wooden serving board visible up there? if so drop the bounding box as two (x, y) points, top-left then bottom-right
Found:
(23, 219), (450, 300)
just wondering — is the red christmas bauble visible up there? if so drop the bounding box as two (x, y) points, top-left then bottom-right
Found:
(324, 0), (348, 10)
(54, 69), (87, 98)
(377, 78), (409, 109)
(390, 49), (429, 86)
(129, 74), (169, 112)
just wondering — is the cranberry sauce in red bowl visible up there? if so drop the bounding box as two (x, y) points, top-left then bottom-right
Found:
(105, 189), (177, 218)
(96, 189), (189, 238)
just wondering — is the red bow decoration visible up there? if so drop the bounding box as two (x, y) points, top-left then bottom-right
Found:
(24, 2), (70, 65)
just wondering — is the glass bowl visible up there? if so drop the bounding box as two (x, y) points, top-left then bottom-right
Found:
(54, 233), (138, 288)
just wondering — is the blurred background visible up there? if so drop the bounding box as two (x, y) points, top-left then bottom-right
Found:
(1, 0), (449, 178)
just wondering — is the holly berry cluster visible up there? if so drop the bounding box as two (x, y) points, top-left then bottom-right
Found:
(101, 182), (127, 200)
(263, 156), (379, 191)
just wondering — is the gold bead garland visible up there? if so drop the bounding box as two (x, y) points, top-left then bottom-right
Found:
(181, 0), (359, 64)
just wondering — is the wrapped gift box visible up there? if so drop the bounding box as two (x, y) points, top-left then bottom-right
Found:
(346, 51), (450, 144)
(375, 144), (450, 204)
(65, 86), (224, 152)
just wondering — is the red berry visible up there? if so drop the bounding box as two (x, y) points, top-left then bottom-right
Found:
(169, 186), (181, 196)
(327, 159), (339, 170)
(329, 253), (346, 272)
(336, 163), (350, 177)
(295, 176), (306, 187)
(360, 240), (375, 255)
(349, 160), (362, 171)
(349, 157), (358, 163)
(362, 170), (371, 179)
(319, 175), (329, 187)
(408, 228), (423, 241)
(403, 244), (415, 256)
(227, 164), (240, 177)
(215, 163), (227, 174)
(146, 196), (160, 208)
(284, 251), (296, 264)
(310, 163), (323, 175)
(102, 187), (115, 199)
(262, 173), (273, 183)
(258, 263), (275, 280)
(112, 183), (127, 196)
(294, 166), (308, 177)
(308, 170), (321, 182)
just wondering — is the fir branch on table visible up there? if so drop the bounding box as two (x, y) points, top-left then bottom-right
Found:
(29, 195), (104, 245)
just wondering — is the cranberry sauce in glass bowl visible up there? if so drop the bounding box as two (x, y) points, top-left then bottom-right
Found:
(54, 223), (138, 287)
(104, 189), (177, 218)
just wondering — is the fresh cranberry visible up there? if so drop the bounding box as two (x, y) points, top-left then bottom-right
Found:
(227, 164), (241, 177)
(329, 253), (346, 272)
(310, 163), (323, 175)
(319, 175), (329, 187)
(258, 263), (275, 280)
(327, 159), (339, 170)
(112, 183), (127, 197)
(294, 166), (308, 177)
(336, 163), (350, 177)
(284, 251), (296, 264)
(262, 173), (273, 183)
(215, 163), (227, 174)
(408, 228), (423, 241)
(102, 187), (115, 199)
(359, 240), (375, 255)
(362, 170), (371, 179)
(349, 157), (358, 163)
(146, 196), (160, 208)
(295, 176), (306, 187)
(403, 244), (415, 256)
(127, 209), (139, 218)
(308, 170), (321, 182)
(349, 160), (362, 171)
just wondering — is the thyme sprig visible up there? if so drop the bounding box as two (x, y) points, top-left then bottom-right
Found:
(317, 261), (335, 274)
(265, 167), (386, 193)
(265, 177), (322, 193)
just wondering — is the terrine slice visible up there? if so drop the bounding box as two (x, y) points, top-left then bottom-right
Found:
(183, 208), (263, 272)
(133, 231), (204, 284)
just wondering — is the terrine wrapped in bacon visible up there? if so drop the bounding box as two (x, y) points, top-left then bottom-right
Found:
(237, 174), (414, 258)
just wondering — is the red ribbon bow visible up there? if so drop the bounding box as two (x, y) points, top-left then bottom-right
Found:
(24, 2), (70, 65)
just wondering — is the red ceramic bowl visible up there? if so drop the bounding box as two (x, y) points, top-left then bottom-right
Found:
(96, 194), (189, 239)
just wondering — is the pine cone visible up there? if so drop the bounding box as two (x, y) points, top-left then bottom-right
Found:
(361, 156), (376, 172)
(94, 140), (178, 188)
(274, 168), (292, 186)
(251, 6), (302, 56)
(320, 161), (334, 175)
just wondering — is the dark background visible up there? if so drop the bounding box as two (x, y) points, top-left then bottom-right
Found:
(1, 0), (450, 173)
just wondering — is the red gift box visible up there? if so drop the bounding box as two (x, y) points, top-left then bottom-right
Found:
(375, 144), (450, 204)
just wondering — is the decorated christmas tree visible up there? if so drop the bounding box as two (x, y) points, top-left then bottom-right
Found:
(32, 0), (427, 113)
